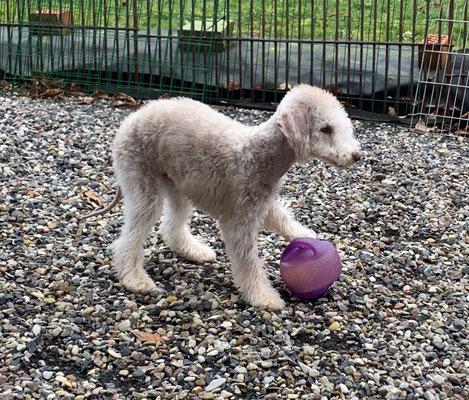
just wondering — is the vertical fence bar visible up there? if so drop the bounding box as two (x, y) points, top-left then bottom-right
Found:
(37, 0), (44, 72)
(415, 0), (431, 128)
(285, 0), (290, 88)
(434, 0), (446, 110)
(23, 0), (31, 78)
(261, 0), (265, 97)
(440, 0), (456, 132)
(114, 0), (120, 80)
(92, 0), (98, 72)
(69, 0), (76, 72)
(214, 0), (220, 93)
(59, 0), (65, 72)
(192, 0), (200, 96)
(81, 0), (86, 71)
(310, 0), (315, 85)
(297, 0), (301, 84)
(435, 17), (450, 132)
(98, 0), (105, 82)
(409, 0), (418, 103)
(132, 0), (138, 84)
(427, 0), (445, 125)
(178, 0), (184, 89)
(334, 0), (339, 90)
(47, 0), (54, 74)
(146, 0), (151, 78)
(273, 0), (278, 88)
(157, 0), (161, 77)
(396, 0), (403, 114)
(190, 0), (196, 91)
(459, 1), (468, 131)
(46, 0), (54, 73)
(359, 0), (364, 110)
(226, 0), (231, 93)
(250, 0), (254, 92)
(103, 0), (108, 76)
(346, 0), (351, 101)
(321, 0), (326, 88)
(237, 0), (242, 88)
(448, 16), (464, 132)
(202, 0), (207, 95)
(371, 0), (377, 112)
(5, 0), (12, 76)
(169, 0), (174, 82)
(125, 0), (131, 77)
(18, 0), (27, 79)
(383, 0), (391, 113)
(448, 0), (453, 45)
(47, 0), (53, 71)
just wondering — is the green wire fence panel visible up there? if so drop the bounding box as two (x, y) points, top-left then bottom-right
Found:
(412, 0), (469, 135)
(0, 0), (465, 115)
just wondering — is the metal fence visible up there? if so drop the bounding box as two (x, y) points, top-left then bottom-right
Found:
(0, 0), (467, 122)
(412, 1), (469, 135)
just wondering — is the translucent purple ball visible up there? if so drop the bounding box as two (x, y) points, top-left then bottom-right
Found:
(280, 238), (342, 299)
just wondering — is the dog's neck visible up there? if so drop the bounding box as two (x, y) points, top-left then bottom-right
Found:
(250, 117), (296, 182)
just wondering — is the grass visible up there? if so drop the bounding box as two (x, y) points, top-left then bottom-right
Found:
(0, 0), (462, 44)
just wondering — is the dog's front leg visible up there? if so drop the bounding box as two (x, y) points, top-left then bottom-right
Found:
(263, 200), (317, 241)
(221, 220), (285, 311)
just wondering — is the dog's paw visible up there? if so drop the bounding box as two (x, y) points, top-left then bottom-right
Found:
(290, 228), (317, 240)
(121, 271), (159, 294)
(246, 288), (285, 311)
(162, 231), (217, 264)
(177, 241), (217, 264)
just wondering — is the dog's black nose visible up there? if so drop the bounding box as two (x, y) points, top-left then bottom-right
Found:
(352, 152), (361, 162)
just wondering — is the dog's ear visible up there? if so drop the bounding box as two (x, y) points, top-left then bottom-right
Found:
(276, 104), (309, 140)
(276, 104), (311, 164)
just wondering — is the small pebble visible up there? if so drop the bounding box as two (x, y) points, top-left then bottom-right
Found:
(328, 321), (340, 331)
(42, 371), (53, 380)
(205, 378), (226, 392)
(108, 349), (122, 359)
(117, 320), (132, 332)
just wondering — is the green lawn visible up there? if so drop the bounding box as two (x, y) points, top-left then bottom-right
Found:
(0, 0), (462, 45)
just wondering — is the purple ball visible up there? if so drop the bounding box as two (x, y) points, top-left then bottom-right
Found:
(280, 238), (342, 299)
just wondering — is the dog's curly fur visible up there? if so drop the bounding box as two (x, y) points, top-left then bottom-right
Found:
(91, 84), (361, 310)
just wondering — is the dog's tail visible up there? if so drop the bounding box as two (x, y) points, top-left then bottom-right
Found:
(79, 186), (122, 220)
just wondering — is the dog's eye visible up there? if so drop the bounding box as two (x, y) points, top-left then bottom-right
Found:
(321, 125), (333, 135)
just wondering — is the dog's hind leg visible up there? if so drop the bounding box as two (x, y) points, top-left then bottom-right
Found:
(221, 219), (285, 311)
(159, 186), (216, 263)
(263, 200), (317, 241)
(111, 176), (163, 294)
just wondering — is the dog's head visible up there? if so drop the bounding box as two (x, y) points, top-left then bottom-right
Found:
(275, 85), (361, 167)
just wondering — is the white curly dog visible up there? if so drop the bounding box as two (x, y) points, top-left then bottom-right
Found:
(82, 84), (361, 310)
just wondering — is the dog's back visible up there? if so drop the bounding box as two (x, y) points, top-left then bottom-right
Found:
(112, 98), (255, 214)
(116, 98), (244, 145)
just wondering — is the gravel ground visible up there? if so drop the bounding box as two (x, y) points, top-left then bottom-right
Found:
(0, 92), (468, 400)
